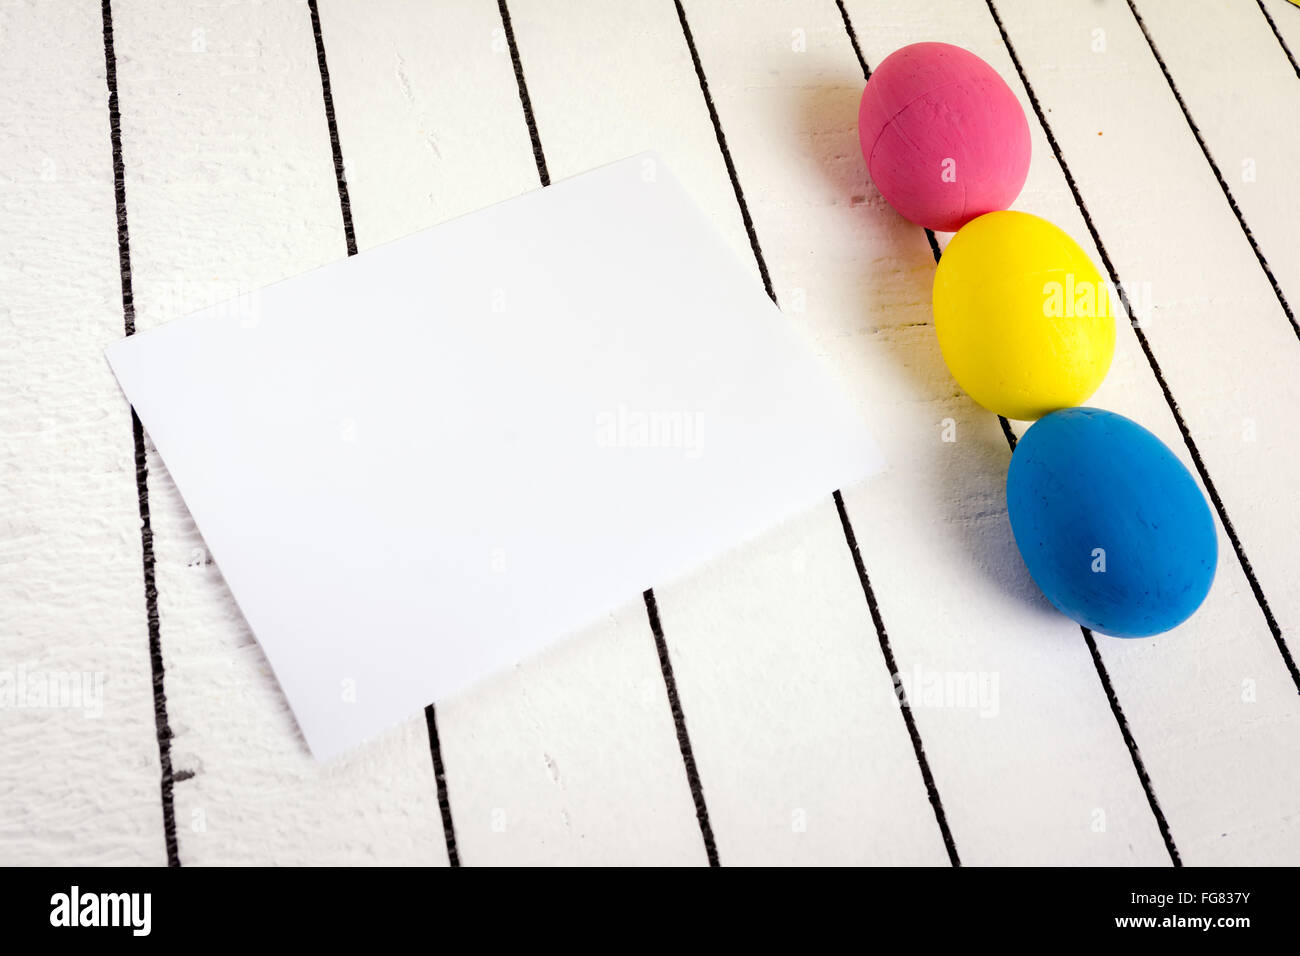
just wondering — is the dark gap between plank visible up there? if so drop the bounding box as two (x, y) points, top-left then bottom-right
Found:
(498, 0), (720, 864)
(308, 0), (461, 865)
(101, 0), (181, 869)
(688, 0), (963, 865)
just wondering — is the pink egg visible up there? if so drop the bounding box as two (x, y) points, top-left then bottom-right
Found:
(858, 42), (1031, 233)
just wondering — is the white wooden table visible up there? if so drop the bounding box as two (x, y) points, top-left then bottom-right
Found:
(3, 0), (1298, 866)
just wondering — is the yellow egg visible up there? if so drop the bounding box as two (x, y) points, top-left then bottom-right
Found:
(932, 211), (1115, 421)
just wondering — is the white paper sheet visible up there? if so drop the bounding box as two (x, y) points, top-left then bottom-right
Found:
(106, 153), (883, 759)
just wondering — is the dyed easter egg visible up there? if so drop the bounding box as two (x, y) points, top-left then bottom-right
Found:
(858, 42), (1031, 232)
(1006, 408), (1217, 638)
(932, 210), (1115, 421)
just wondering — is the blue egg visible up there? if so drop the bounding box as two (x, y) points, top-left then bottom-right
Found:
(1006, 408), (1217, 638)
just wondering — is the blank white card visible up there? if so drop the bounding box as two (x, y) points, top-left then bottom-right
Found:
(107, 153), (883, 759)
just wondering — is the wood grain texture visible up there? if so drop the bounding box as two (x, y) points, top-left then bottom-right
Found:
(2, 0), (1297, 865)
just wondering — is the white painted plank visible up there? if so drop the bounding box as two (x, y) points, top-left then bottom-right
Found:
(430, 607), (709, 865)
(674, 0), (1168, 864)
(316, 0), (540, 246)
(109, 0), (447, 864)
(847, 0), (1300, 863)
(1260, 0), (1300, 72)
(0, 0), (166, 866)
(1130, 0), (1300, 348)
(316, 0), (707, 865)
